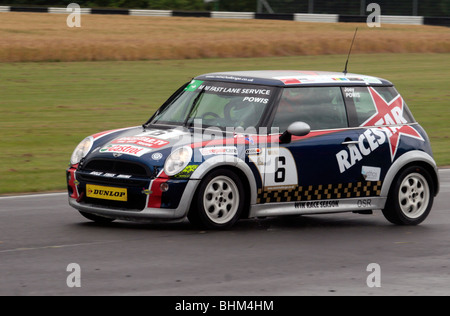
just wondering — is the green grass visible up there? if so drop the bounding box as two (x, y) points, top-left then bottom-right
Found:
(1, 53), (449, 194)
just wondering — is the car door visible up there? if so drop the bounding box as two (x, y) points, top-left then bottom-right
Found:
(255, 86), (383, 211)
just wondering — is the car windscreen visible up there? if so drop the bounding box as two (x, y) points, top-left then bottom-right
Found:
(149, 80), (276, 130)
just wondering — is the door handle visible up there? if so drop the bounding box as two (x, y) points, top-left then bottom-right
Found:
(341, 140), (359, 145)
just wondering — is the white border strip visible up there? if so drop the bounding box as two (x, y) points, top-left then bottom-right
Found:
(0, 6), (447, 26)
(211, 11), (255, 19)
(381, 15), (424, 25)
(48, 7), (92, 14)
(294, 13), (338, 23)
(129, 9), (172, 17)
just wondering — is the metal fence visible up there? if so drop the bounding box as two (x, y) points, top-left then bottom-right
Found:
(257, 0), (449, 17)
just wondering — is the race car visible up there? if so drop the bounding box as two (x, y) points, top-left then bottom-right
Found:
(67, 70), (440, 229)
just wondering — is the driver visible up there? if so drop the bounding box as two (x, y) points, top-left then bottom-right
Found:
(225, 98), (260, 128)
(278, 88), (310, 112)
(273, 88), (314, 131)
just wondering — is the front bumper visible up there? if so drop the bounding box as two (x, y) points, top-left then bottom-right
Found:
(68, 196), (194, 222)
(67, 166), (200, 222)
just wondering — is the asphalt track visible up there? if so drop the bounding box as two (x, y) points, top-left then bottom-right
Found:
(0, 169), (449, 297)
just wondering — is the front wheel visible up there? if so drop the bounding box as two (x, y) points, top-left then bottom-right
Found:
(188, 169), (245, 229)
(382, 166), (434, 225)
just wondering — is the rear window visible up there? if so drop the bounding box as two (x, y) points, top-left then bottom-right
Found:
(272, 87), (348, 131)
(342, 86), (415, 127)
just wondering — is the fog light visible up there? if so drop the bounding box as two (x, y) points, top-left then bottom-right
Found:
(160, 183), (169, 192)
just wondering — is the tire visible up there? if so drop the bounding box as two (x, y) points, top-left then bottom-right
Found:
(382, 165), (434, 225)
(188, 169), (245, 229)
(79, 211), (115, 224)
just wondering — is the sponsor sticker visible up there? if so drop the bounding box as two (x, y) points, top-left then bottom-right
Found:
(199, 146), (238, 156)
(362, 77), (382, 84)
(245, 136), (255, 144)
(204, 75), (254, 82)
(245, 148), (261, 155)
(100, 144), (151, 157)
(332, 78), (349, 81)
(111, 136), (169, 149)
(138, 129), (187, 140)
(185, 80), (204, 91)
(151, 152), (163, 160)
(89, 171), (132, 178)
(347, 77), (365, 82)
(274, 76), (316, 84)
(279, 78), (302, 85)
(362, 166), (381, 181)
(173, 165), (199, 178)
(86, 184), (127, 201)
(295, 200), (340, 209)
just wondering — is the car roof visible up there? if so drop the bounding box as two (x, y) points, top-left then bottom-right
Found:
(195, 70), (392, 87)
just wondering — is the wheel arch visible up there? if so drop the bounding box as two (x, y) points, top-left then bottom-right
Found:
(190, 156), (258, 217)
(381, 150), (440, 198)
(213, 165), (253, 219)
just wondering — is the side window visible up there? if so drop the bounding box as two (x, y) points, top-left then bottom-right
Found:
(343, 86), (415, 127)
(343, 87), (376, 126)
(272, 87), (348, 131)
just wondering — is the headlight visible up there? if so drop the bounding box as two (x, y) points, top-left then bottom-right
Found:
(164, 146), (193, 176)
(70, 136), (93, 165)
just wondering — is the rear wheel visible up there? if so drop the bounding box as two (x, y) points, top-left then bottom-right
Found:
(79, 211), (115, 224)
(382, 166), (434, 225)
(188, 169), (245, 229)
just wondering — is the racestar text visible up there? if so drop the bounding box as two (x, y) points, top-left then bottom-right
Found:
(336, 127), (386, 173)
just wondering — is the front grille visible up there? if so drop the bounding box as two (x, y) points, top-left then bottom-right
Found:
(76, 158), (152, 211)
(76, 173), (148, 187)
(82, 159), (150, 177)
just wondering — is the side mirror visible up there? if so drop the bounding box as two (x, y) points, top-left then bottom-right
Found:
(279, 121), (311, 143)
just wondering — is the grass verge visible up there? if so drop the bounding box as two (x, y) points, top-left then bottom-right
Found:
(0, 53), (448, 194)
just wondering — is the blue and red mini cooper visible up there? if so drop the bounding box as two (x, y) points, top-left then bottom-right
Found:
(67, 70), (440, 229)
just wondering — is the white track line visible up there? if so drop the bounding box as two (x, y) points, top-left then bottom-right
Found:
(0, 192), (66, 200)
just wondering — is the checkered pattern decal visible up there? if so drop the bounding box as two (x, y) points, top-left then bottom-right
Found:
(257, 181), (382, 204)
